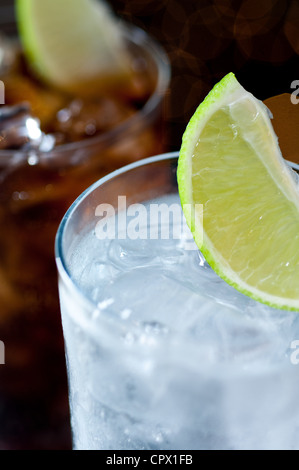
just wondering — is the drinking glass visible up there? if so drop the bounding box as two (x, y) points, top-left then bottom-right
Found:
(56, 152), (299, 450)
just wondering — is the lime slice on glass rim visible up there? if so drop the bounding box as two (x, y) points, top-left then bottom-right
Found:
(177, 72), (299, 311)
(16, 0), (132, 94)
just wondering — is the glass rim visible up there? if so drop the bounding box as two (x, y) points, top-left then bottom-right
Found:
(0, 22), (171, 159)
(55, 150), (179, 313)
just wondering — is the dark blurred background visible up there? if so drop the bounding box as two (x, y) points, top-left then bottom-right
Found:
(109, 0), (299, 149)
(1, 0), (299, 150)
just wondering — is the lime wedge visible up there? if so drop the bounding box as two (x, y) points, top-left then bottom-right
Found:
(16, 0), (132, 94)
(177, 72), (299, 311)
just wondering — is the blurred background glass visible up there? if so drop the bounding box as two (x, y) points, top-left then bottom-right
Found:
(0, 0), (170, 450)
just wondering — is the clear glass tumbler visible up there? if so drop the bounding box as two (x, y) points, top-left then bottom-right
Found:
(0, 16), (170, 449)
(56, 152), (299, 450)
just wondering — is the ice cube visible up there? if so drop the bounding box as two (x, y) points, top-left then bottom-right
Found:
(51, 97), (135, 143)
(0, 103), (55, 151)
